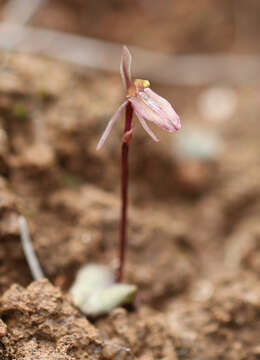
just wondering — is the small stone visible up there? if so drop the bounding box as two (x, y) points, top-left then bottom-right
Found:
(198, 86), (237, 122)
(175, 126), (223, 162)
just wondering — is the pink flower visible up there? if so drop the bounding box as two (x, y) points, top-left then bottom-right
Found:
(97, 46), (181, 150)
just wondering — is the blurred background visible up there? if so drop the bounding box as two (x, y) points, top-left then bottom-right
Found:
(0, 0), (259, 251)
(1, 0), (260, 53)
(0, 1), (259, 240)
(0, 2), (260, 358)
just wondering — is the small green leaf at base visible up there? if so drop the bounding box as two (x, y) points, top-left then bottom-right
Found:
(70, 264), (137, 316)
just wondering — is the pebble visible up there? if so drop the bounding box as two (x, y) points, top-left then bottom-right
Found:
(198, 86), (237, 122)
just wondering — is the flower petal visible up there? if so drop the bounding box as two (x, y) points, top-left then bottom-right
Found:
(120, 46), (132, 90)
(96, 101), (128, 150)
(135, 110), (159, 142)
(130, 88), (180, 132)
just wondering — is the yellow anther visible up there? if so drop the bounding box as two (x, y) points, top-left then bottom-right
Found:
(127, 79), (151, 98)
(134, 79), (150, 89)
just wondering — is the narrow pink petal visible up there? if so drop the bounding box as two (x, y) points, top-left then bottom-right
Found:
(144, 88), (181, 130)
(130, 88), (181, 133)
(130, 97), (174, 132)
(135, 110), (159, 142)
(96, 101), (128, 150)
(120, 46), (132, 90)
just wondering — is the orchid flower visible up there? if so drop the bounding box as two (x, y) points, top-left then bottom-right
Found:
(96, 46), (181, 283)
(96, 46), (180, 150)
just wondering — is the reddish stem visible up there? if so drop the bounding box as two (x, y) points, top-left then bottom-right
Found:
(116, 101), (133, 282)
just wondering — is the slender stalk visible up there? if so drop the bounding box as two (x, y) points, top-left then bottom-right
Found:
(116, 102), (133, 282)
(18, 216), (45, 281)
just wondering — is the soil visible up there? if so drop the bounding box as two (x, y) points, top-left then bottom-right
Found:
(0, 1), (260, 359)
